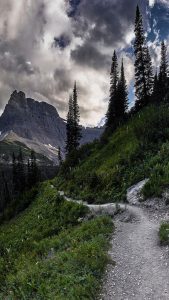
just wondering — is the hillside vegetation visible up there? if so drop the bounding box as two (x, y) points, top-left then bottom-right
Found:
(0, 182), (113, 299)
(55, 104), (169, 203)
(159, 223), (169, 244)
(1, 104), (169, 299)
(1, 104), (169, 298)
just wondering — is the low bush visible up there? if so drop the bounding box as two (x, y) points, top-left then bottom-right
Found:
(159, 223), (169, 244)
(142, 142), (169, 198)
(0, 186), (39, 224)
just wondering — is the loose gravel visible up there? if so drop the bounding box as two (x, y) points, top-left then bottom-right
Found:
(100, 181), (169, 300)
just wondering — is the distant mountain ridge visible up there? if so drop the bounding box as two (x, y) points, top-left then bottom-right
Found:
(0, 91), (103, 163)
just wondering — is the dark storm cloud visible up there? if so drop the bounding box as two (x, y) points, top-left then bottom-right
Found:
(0, 39), (35, 75)
(68, 0), (81, 17)
(54, 69), (73, 91)
(70, 0), (147, 67)
(0, 52), (36, 75)
(71, 42), (109, 69)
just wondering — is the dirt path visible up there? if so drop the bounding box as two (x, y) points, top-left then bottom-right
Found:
(58, 182), (169, 299)
(100, 181), (169, 300)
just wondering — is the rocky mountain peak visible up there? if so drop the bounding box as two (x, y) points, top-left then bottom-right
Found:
(7, 90), (59, 117)
(9, 90), (26, 105)
(0, 90), (103, 163)
(0, 90), (63, 144)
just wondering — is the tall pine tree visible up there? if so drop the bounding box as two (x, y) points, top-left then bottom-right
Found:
(66, 83), (81, 155)
(27, 159), (31, 189)
(12, 152), (17, 194)
(152, 70), (159, 103)
(134, 5), (149, 110)
(116, 59), (128, 121)
(27, 150), (39, 189)
(58, 147), (62, 165)
(72, 82), (81, 149)
(66, 95), (74, 154)
(2, 171), (11, 204)
(17, 148), (26, 193)
(106, 50), (119, 129)
(145, 46), (154, 97)
(158, 41), (168, 101)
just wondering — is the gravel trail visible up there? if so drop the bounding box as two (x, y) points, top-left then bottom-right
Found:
(100, 181), (169, 300)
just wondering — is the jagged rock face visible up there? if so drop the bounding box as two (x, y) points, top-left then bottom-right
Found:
(0, 91), (66, 148)
(0, 91), (103, 162)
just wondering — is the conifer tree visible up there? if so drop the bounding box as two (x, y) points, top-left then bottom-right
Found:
(152, 71), (159, 103)
(159, 41), (168, 101)
(116, 59), (128, 121)
(2, 171), (11, 204)
(17, 148), (25, 193)
(27, 150), (39, 189)
(145, 46), (154, 97)
(72, 82), (81, 150)
(106, 50), (119, 129)
(58, 147), (62, 165)
(66, 83), (81, 155)
(12, 152), (17, 193)
(66, 95), (74, 154)
(134, 5), (148, 110)
(27, 159), (31, 189)
(12, 148), (26, 194)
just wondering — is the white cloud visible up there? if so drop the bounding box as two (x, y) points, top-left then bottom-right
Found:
(149, 0), (156, 7)
(149, 0), (169, 8)
(160, 0), (169, 8)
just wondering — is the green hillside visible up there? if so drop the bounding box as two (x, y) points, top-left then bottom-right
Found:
(0, 182), (113, 299)
(1, 103), (169, 298)
(55, 104), (169, 203)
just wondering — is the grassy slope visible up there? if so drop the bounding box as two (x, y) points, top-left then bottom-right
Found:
(1, 103), (169, 298)
(0, 182), (113, 299)
(55, 104), (169, 203)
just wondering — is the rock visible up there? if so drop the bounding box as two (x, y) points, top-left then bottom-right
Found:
(127, 179), (149, 205)
(163, 190), (169, 205)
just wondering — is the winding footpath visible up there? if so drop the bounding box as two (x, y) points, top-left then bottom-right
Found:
(58, 180), (169, 299)
(100, 180), (169, 300)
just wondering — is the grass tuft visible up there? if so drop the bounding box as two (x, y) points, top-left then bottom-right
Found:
(159, 223), (169, 245)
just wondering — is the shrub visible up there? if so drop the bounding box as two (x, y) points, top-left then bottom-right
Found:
(159, 223), (169, 244)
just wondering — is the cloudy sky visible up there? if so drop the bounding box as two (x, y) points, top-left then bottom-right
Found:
(0, 0), (168, 126)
